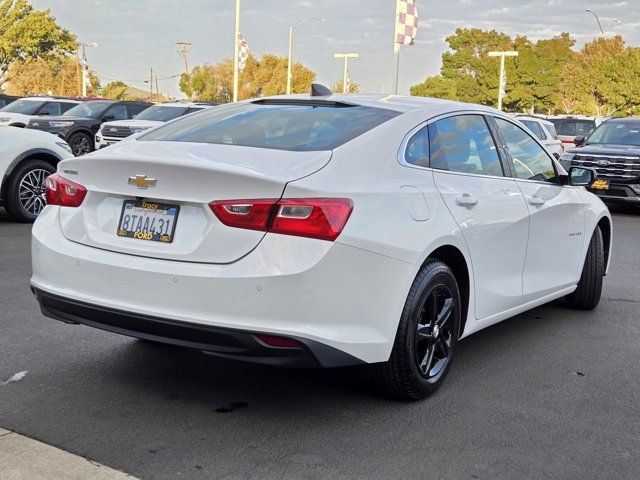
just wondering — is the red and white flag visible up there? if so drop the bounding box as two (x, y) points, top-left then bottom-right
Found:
(237, 33), (250, 71)
(395, 0), (419, 46)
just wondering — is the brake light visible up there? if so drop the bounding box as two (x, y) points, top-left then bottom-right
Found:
(209, 198), (353, 241)
(45, 173), (87, 207)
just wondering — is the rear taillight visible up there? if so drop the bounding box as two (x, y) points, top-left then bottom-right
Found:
(209, 198), (353, 242)
(45, 173), (87, 207)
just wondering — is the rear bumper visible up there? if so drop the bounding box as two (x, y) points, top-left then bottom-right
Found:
(31, 206), (415, 364)
(32, 287), (361, 368)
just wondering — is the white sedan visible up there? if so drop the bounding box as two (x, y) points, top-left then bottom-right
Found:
(1, 127), (72, 222)
(31, 89), (612, 400)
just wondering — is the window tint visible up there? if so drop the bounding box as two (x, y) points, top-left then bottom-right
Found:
(60, 102), (77, 113)
(127, 104), (149, 118)
(522, 120), (545, 140)
(495, 118), (556, 182)
(141, 102), (400, 151)
(184, 107), (206, 115)
(404, 127), (429, 167)
(106, 104), (127, 120)
(546, 123), (558, 140)
(38, 102), (62, 116)
(427, 115), (503, 177)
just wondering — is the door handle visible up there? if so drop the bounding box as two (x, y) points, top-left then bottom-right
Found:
(528, 195), (545, 206)
(456, 193), (478, 207)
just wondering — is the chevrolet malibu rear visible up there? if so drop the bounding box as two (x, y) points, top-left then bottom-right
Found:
(31, 96), (416, 370)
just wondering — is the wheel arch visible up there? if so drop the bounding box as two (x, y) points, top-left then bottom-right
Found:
(1, 149), (63, 202)
(422, 244), (472, 339)
(597, 215), (612, 275)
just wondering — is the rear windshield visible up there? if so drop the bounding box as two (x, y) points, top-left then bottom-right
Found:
(140, 102), (400, 151)
(135, 105), (187, 122)
(552, 119), (595, 136)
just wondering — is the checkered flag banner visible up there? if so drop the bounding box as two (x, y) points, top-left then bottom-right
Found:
(395, 0), (419, 46)
(237, 33), (250, 71)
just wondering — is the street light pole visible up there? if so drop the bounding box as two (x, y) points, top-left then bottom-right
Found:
(287, 17), (324, 95)
(232, 0), (240, 102)
(333, 53), (359, 93)
(488, 51), (518, 111)
(585, 9), (605, 36)
(79, 42), (97, 97)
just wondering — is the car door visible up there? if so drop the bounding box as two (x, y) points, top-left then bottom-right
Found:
(429, 114), (530, 320)
(492, 116), (585, 299)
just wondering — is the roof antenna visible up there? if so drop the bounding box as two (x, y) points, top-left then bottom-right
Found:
(310, 83), (333, 97)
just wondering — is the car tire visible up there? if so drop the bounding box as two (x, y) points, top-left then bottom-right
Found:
(4, 159), (55, 222)
(68, 132), (93, 157)
(373, 259), (461, 401)
(565, 226), (604, 310)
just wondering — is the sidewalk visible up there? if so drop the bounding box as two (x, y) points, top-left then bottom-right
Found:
(0, 428), (137, 480)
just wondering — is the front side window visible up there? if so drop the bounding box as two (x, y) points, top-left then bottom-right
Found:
(495, 118), (556, 182)
(140, 102), (400, 151)
(106, 104), (127, 120)
(135, 105), (186, 122)
(428, 115), (503, 177)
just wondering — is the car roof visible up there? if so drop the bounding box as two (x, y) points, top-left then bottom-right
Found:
(514, 115), (554, 126)
(256, 93), (502, 117)
(601, 117), (640, 124)
(150, 102), (212, 108)
(20, 96), (79, 102)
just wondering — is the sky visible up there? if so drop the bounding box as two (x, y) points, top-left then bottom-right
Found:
(32, 0), (640, 99)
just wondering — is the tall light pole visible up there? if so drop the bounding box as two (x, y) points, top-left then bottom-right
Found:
(488, 51), (518, 111)
(334, 53), (359, 93)
(176, 41), (192, 99)
(232, 0), (240, 102)
(79, 41), (97, 97)
(585, 9), (605, 36)
(287, 17), (324, 95)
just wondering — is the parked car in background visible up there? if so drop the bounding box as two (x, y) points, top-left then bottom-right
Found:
(547, 115), (608, 149)
(0, 96), (80, 128)
(25, 100), (151, 156)
(514, 115), (563, 157)
(0, 94), (20, 109)
(31, 89), (612, 400)
(96, 101), (215, 148)
(560, 117), (640, 206)
(0, 127), (72, 222)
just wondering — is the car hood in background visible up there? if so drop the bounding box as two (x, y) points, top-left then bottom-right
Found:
(568, 144), (640, 156)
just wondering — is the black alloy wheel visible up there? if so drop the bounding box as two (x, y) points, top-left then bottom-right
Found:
(69, 133), (93, 157)
(374, 259), (461, 400)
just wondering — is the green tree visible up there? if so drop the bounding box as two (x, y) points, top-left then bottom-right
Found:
(180, 54), (316, 102)
(6, 54), (99, 96)
(0, 0), (77, 89)
(410, 29), (575, 113)
(103, 80), (129, 100)
(560, 36), (640, 116)
(409, 75), (457, 100)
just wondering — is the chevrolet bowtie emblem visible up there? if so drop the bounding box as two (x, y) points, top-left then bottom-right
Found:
(128, 174), (157, 189)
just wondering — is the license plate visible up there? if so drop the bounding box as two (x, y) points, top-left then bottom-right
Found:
(590, 179), (609, 190)
(117, 200), (179, 243)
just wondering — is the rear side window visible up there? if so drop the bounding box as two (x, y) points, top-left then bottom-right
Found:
(39, 102), (62, 116)
(428, 115), (503, 177)
(522, 120), (545, 140)
(61, 102), (76, 113)
(140, 102), (400, 151)
(545, 123), (558, 140)
(404, 127), (429, 167)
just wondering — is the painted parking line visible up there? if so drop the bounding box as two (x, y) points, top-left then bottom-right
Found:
(0, 429), (137, 480)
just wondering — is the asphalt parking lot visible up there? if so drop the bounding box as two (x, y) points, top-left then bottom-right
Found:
(1, 207), (639, 480)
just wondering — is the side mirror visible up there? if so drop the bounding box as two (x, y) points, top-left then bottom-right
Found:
(553, 152), (560, 160)
(568, 166), (596, 186)
(574, 135), (586, 147)
(102, 115), (115, 122)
